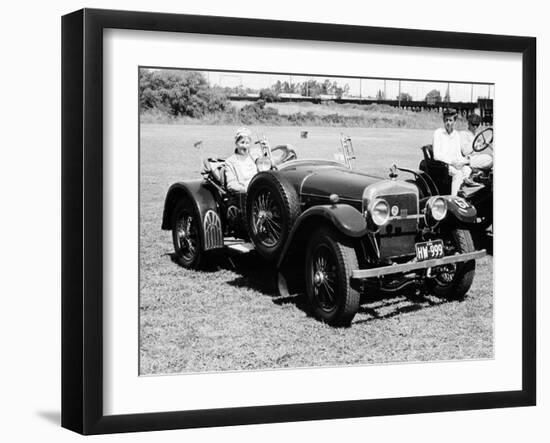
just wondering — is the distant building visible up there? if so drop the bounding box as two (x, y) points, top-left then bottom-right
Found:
(278, 92), (303, 99)
(318, 94), (338, 100)
(426, 95), (437, 105)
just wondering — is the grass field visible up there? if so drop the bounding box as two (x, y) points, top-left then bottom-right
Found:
(139, 124), (493, 375)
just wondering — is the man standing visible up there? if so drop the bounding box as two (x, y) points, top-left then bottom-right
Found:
(461, 112), (493, 170)
(433, 108), (471, 196)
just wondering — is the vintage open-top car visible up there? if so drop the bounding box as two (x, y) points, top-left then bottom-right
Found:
(162, 134), (486, 326)
(418, 126), (494, 229)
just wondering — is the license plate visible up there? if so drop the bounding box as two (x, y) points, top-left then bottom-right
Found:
(415, 240), (444, 261)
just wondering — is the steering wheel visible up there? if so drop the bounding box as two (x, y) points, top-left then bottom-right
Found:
(472, 127), (494, 153)
(255, 144), (298, 172)
(271, 144), (297, 166)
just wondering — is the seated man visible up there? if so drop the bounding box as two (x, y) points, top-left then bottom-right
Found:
(460, 112), (493, 171)
(433, 108), (471, 196)
(225, 127), (260, 193)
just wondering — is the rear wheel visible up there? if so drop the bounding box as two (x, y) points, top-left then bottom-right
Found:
(305, 227), (360, 327)
(171, 199), (204, 269)
(430, 228), (476, 299)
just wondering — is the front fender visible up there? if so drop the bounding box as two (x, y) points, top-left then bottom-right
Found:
(442, 195), (477, 224)
(277, 204), (367, 268)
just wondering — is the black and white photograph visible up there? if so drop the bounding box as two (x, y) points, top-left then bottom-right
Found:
(56, 4), (537, 436)
(0, 0), (540, 440)
(139, 68), (495, 375)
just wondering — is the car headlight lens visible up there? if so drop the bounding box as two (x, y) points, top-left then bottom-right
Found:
(426, 196), (447, 225)
(369, 198), (390, 226)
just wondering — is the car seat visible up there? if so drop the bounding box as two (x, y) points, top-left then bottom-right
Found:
(419, 144), (451, 195)
(202, 158), (227, 193)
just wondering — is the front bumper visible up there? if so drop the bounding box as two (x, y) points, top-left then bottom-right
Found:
(351, 250), (486, 280)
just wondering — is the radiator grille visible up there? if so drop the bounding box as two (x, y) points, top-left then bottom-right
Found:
(378, 192), (418, 259)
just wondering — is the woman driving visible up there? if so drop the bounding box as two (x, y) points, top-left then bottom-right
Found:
(225, 127), (260, 193)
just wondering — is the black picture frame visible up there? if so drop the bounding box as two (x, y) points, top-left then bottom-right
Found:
(62, 8), (536, 435)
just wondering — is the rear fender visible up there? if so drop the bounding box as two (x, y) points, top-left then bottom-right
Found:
(161, 180), (223, 250)
(277, 204), (367, 268)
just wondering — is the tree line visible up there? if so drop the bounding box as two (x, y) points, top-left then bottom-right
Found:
(139, 69), (229, 117)
(139, 69), (450, 118)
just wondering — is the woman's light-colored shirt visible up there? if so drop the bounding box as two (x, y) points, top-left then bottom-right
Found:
(225, 153), (257, 192)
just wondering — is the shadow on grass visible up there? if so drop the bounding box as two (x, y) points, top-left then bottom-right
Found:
(354, 292), (450, 324)
(168, 252), (230, 273)
(221, 253), (458, 324)
(222, 254), (278, 296)
(222, 254), (314, 314)
(271, 293), (311, 314)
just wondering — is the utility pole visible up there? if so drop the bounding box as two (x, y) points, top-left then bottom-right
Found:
(398, 80), (401, 108)
(470, 83), (474, 102)
(359, 78), (362, 99)
(384, 80), (387, 100)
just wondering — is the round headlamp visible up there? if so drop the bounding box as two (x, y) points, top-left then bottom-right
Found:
(369, 198), (390, 226)
(256, 156), (272, 172)
(425, 196), (447, 225)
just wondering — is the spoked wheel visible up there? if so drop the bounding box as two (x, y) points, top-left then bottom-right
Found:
(310, 245), (339, 312)
(430, 228), (476, 300)
(246, 172), (300, 260)
(251, 189), (284, 248)
(171, 199), (203, 269)
(305, 227), (360, 327)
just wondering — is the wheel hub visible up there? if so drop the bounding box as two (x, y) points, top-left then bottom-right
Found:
(257, 210), (273, 232)
(258, 210), (272, 219)
(176, 218), (194, 254)
(313, 271), (325, 287)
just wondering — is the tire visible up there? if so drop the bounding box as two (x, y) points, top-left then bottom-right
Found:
(305, 227), (360, 327)
(430, 228), (476, 299)
(246, 172), (300, 261)
(171, 199), (204, 269)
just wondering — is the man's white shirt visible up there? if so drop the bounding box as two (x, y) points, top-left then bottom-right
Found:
(433, 127), (463, 166)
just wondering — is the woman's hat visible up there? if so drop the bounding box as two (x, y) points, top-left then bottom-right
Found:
(235, 127), (252, 141)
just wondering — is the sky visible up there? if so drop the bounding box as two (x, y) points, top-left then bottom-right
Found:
(202, 70), (494, 102)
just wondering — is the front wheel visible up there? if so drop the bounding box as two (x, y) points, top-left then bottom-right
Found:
(430, 228), (476, 299)
(305, 227), (360, 327)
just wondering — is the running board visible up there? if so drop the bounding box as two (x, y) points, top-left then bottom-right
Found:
(225, 242), (255, 254)
(351, 250), (486, 280)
